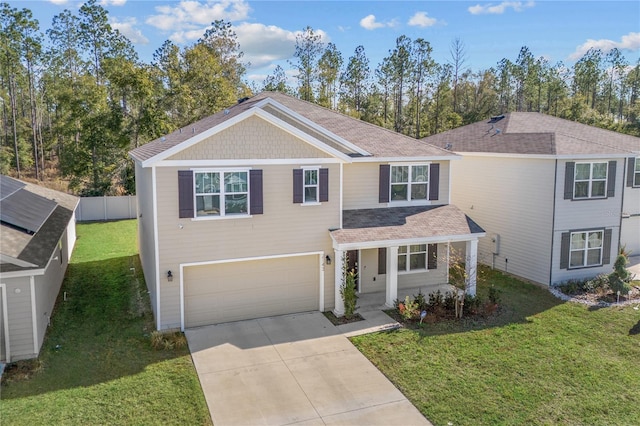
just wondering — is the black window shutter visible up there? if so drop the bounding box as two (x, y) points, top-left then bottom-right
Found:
(602, 229), (612, 265)
(429, 163), (440, 201)
(379, 164), (390, 203)
(427, 244), (437, 269)
(564, 162), (575, 200)
(249, 170), (263, 215)
(378, 248), (387, 274)
(178, 170), (194, 218)
(293, 169), (303, 203)
(627, 158), (635, 187)
(319, 168), (329, 202)
(560, 232), (570, 269)
(607, 161), (616, 197)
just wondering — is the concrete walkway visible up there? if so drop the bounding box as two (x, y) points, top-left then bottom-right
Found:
(186, 311), (430, 426)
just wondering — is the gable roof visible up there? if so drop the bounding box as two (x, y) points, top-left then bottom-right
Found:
(422, 112), (640, 157)
(1, 176), (79, 274)
(130, 91), (457, 165)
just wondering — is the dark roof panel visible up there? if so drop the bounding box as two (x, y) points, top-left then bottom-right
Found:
(0, 176), (26, 200)
(1, 189), (58, 234)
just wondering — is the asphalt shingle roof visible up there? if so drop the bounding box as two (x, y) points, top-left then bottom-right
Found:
(330, 205), (485, 246)
(422, 112), (640, 156)
(130, 92), (457, 163)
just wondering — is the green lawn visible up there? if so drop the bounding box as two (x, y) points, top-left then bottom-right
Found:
(352, 269), (640, 426)
(1, 220), (211, 426)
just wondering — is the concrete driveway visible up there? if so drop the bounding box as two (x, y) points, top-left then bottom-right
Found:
(185, 311), (431, 425)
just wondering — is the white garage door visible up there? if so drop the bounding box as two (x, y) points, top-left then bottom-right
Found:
(184, 255), (320, 328)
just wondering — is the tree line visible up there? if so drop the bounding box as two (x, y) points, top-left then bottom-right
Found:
(2, 2), (639, 195)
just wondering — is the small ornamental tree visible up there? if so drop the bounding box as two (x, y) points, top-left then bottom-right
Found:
(608, 252), (632, 295)
(340, 253), (358, 319)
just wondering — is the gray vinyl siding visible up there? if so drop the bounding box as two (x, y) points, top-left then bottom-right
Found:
(154, 164), (340, 329)
(3, 276), (34, 360)
(343, 161), (450, 210)
(135, 161), (157, 316)
(551, 158), (624, 284)
(449, 156), (555, 285)
(621, 183), (640, 255)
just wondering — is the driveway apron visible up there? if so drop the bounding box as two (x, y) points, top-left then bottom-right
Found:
(186, 311), (431, 425)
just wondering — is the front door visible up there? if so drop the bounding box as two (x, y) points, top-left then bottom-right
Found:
(346, 250), (359, 291)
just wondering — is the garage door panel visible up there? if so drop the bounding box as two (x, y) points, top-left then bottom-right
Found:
(184, 255), (319, 327)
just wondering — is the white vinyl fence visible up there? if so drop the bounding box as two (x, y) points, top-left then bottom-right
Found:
(76, 195), (137, 222)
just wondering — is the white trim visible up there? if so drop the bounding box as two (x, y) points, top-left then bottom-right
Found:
(456, 152), (630, 160)
(0, 254), (37, 268)
(155, 158), (343, 167)
(192, 169), (250, 218)
(351, 155), (460, 163)
(0, 269), (45, 279)
(0, 284), (10, 362)
(319, 254), (325, 312)
(333, 249), (344, 316)
(301, 166), (320, 204)
(191, 214), (253, 221)
(258, 98), (371, 156)
(568, 229), (604, 269)
(152, 166), (161, 330)
(179, 251), (324, 331)
(30, 276), (38, 355)
(331, 233), (485, 251)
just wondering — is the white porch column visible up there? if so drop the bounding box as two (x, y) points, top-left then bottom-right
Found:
(465, 239), (479, 296)
(385, 246), (399, 308)
(333, 249), (345, 317)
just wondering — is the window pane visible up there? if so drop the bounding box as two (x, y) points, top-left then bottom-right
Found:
(588, 232), (603, 248)
(305, 169), (317, 185)
(225, 194), (247, 214)
(410, 244), (426, 253)
(574, 181), (588, 198)
(586, 248), (601, 265)
(305, 187), (317, 202)
(571, 233), (586, 250)
(570, 251), (584, 268)
(225, 172), (247, 193)
(196, 195), (220, 216)
(411, 183), (427, 200)
(592, 162), (607, 179)
(196, 172), (219, 194)
(575, 164), (590, 180)
(398, 246), (407, 254)
(410, 253), (426, 270)
(591, 181), (605, 197)
(398, 255), (407, 271)
(635, 159), (640, 172)
(635, 173), (640, 186)
(391, 166), (408, 183)
(391, 184), (408, 200)
(411, 165), (428, 183)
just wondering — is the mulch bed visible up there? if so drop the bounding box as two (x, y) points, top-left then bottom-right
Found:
(323, 311), (364, 325)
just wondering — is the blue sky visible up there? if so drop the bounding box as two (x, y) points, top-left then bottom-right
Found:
(12, 0), (640, 85)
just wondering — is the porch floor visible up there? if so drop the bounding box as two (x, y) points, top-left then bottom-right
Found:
(357, 283), (457, 310)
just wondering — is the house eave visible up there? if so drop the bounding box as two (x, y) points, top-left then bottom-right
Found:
(330, 232), (486, 251)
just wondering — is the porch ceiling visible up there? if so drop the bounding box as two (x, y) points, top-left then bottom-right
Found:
(331, 205), (485, 247)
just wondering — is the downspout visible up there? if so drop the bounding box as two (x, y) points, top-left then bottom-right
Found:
(30, 276), (38, 355)
(0, 284), (10, 362)
(152, 165), (161, 330)
(548, 159), (558, 286)
(618, 158), (627, 253)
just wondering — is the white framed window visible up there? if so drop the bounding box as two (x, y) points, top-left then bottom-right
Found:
(194, 170), (248, 217)
(303, 168), (319, 203)
(574, 162), (607, 199)
(390, 164), (429, 201)
(634, 158), (640, 187)
(569, 230), (603, 268)
(398, 244), (429, 272)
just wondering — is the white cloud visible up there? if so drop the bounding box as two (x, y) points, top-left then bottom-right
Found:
(110, 17), (149, 45)
(48, 0), (69, 4)
(468, 1), (535, 15)
(408, 12), (438, 28)
(569, 32), (640, 60)
(146, 0), (251, 31)
(100, 0), (127, 6)
(359, 14), (397, 30)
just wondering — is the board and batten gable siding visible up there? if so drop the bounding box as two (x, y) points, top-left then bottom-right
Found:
(621, 158), (640, 254)
(134, 161), (157, 314)
(2, 276), (34, 360)
(342, 161), (451, 210)
(167, 115), (332, 161)
(551, 158), (624, 284)
(154, 164), (340, 329)
(449, 156), (555, 285)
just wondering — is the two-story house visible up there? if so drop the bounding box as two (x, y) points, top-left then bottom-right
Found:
(423, 113), (640, 286)
(130, 92), (485, 331)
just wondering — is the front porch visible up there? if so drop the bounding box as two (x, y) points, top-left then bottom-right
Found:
(330, 205), (486, 317)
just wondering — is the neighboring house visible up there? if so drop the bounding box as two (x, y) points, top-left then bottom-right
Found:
(0, 176), (79, 362)
(423, 113), (640, 286)
(129, 92), (485, 331)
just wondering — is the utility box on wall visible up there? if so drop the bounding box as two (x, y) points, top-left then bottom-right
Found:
(491, 233), (500, 255)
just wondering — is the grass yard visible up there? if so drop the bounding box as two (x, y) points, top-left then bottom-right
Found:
(352, 269), (640, 426)
(0, 220), (211, 425)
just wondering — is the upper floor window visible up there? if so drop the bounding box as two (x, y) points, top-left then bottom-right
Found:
(574, 162), (607, 199)
(293, 167), (329, 204)
(634, 158), (640, 187)
(569, 230), (603, 268)
(195, 171), (248, 217)
(304, 168), (319, 203)
(390, 165), (429, 201)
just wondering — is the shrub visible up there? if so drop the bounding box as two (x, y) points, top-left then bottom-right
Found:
(583, 274), (609, 293)
(608, 253), (632, 294)
(340, 266), (358, 319)
(413, 290), (428, 311)
(150, 331), (188, 350)
(399, 295), (419, 321)
(488, 285), (502, 305)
